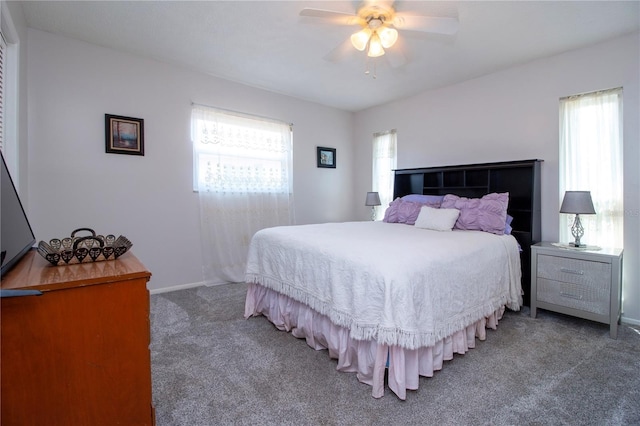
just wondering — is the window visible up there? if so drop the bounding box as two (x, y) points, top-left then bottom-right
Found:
(372, 129), (397, 220)
(559, 88), (623, 249)
(191, 105), (293, 284)
(192, 106), (292, 194)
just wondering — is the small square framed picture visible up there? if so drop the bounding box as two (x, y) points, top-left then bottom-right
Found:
(317, 146), (336, 168)
(105, 114), (144, 156)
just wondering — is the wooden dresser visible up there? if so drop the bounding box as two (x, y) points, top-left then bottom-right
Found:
(1, 250), (155, 425)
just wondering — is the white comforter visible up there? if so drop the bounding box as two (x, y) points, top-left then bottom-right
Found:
(245, 221), (522, 350)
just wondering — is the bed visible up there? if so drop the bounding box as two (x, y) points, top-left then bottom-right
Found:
(244, 159), (542, 399)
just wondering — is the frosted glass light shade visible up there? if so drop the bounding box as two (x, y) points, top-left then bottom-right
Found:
(367, 33), (385, 57)
(378, 27), (398, 48)
(351, 28), (372, 51)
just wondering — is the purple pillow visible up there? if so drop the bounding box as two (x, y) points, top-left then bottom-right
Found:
(396, 200), (424, 225)
(440, 193), (509, 235)
(401, 194), (444, 206)
(383, 198), (402, 223)
(505, 214), (514, 235)
(383, 198), (442, 224)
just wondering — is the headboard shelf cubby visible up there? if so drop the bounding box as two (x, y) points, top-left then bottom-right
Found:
(393, 159), (543, 306)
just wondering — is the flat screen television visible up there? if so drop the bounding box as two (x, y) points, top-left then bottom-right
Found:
(1, 151), (36, 276)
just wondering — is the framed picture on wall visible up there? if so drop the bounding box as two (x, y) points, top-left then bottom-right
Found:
(105, 114), (145, 156)
(317, 146), (336, 168)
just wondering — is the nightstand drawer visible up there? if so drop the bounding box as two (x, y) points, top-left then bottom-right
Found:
(537, 254), (611, 288)
(537, 278), (610, 315)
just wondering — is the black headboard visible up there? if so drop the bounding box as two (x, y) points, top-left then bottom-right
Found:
(393, 159), (543, 306)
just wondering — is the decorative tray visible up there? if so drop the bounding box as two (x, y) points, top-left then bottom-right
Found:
(37, 228), (133, 266)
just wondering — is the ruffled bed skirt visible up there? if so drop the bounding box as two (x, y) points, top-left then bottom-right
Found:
(244, 282), (506, 400)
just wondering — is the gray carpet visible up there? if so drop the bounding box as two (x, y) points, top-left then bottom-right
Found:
(150, 283), (640, 426)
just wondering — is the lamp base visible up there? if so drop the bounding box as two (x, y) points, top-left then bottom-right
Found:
(569, 242), (587, 248)
(570, 214), (586, 248)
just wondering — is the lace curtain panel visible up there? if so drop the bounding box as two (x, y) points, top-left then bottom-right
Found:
(372, 130), (397, 220)
(192, 105), (293, 284)
(559, 88), (623, 249)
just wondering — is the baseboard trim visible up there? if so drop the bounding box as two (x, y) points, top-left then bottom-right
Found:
(148, 280), (243, 295)
(621, 315), (640, 327)
(149, 281), (206, 295)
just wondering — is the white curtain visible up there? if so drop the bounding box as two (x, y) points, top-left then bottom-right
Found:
(559, 88), (623, 249)
(372, 130), (397, 220)
(192, 105), (293, 284)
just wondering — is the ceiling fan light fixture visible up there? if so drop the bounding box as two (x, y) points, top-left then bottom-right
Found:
(301, 3), (461, 76)
(350, 28), (372, 51)
(367, 32), (385, 58)
(378, 27), (398, 49)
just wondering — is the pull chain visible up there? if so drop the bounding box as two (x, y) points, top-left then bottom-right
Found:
(364, 57), (378, 79)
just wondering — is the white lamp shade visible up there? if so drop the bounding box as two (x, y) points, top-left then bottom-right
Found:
(560, 191), (596, 214)
(365, 192), (381, 206)
(350, 28), (371, 51)
(367, 33), (385, 57)
(378, 27), (398, 49)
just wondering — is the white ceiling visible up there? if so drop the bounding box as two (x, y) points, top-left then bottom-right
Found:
(20, 1), (640, 112)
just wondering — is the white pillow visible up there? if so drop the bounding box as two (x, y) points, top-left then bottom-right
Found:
(414, 206), (460, 231)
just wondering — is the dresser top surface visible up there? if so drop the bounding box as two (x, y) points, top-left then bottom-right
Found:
(1, 250), (151, 292)
(533, 242), (623, 258)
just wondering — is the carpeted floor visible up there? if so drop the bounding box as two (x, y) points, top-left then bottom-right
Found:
(150, 283), (640, 426)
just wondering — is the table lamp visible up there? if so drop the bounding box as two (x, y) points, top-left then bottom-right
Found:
(560, 190), (596, 247)
(365, 192), (381, 221)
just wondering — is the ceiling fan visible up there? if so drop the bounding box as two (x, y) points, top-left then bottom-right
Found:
(300, 1), (459, 71)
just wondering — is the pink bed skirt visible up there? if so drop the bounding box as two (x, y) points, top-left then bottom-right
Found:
(244, 282), (505, 399)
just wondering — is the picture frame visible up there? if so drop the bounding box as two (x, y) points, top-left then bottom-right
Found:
(317, 146), (336, 168)
(105, 114), (144, 156)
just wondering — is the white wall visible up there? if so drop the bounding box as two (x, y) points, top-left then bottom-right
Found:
(27, 29), (356, 292)
(354, 33), (640, 324)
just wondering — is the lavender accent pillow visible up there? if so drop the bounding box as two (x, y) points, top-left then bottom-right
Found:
(401, 194), (444, 207)
(396, 200), (424, 225)
(441, 192), (509, 235)
(505, 214), (514, 235)
(383, 198), (442, 224)
(383, 198), (402, 223)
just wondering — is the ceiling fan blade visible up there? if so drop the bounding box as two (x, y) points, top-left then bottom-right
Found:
(299, 8), (360, 26)
(392, 15), (459, 35)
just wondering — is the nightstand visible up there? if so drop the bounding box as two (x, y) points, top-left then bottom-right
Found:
(530, 242), (623, 338)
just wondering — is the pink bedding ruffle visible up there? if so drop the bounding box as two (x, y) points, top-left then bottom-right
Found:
(244, 282), (506, 399)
